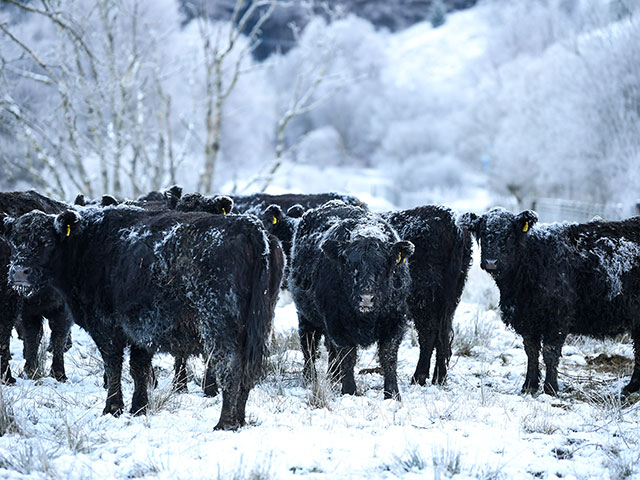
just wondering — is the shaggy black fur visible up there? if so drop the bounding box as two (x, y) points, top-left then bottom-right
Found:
(173, 193), (234, 216)
(461, 207), (640, 396)
(289, 201), (414, 399)
(232, 192), (366, 216)
(1, 206), (284, 429)
(383, 206), (472, 386)
(0, 191), (73, 384)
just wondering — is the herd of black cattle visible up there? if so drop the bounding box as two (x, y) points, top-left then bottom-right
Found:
(0, 188), (639, 430)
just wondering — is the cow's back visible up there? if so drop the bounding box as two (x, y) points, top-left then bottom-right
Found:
(568, 217), (640, 335)
(233, 192), (366, 216)
(63, 208), (269, 349)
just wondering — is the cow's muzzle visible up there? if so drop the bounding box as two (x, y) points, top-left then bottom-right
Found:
(9, 265), (32, 286)
(359, 293), (375, 313)
(481, 259), (498, 271)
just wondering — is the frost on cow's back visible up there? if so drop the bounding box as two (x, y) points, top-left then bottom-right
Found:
(583, 236), (640, 299)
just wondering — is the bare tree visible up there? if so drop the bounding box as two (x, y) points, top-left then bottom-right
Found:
(0, 0), (185, 198)
(192, 0), (280, 194)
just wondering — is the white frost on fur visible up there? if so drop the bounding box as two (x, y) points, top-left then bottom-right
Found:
(119, 226), (151, 244)
(591, 237), (640, 298)
(349, 220), (389, 242)
(153, 224), (183, 255)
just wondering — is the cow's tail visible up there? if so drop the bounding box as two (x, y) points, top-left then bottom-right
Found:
(243, 232), (285, 384)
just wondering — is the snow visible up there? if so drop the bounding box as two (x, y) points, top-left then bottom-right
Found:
(1, 261), (639, 479)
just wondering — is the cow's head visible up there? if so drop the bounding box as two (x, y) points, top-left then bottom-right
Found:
(0, 209), (82, 297)
(175, 193), (233, 215)
(261, 204), (304, 258)
(321, 228), (414, 314)
(460, 207), (537, 276)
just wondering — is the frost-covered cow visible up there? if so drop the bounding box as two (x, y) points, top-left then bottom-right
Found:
(383, 206), (472, 386)
(232, 192), (366, 217)
(0, 190), (73, 383)
(1, 206), (284, 429)
(461, 207), (640, 396)
(289, 201), (414, 399)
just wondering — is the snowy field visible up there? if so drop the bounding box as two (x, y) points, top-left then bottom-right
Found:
(0, 254), (638, 480)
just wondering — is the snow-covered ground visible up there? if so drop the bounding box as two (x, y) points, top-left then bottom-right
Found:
(0, 255), (638, 479)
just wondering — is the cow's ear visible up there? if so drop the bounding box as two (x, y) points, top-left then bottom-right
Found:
(212, 196), (233, 215)
(263, 204), (284, 227)
(516, 210), (538, 234)
(101, 194), (119, 207)
(74, 193), (86, 206)
(54, 210), (82, 238)
(321, 239), (343, 262)
(394, 240), (415, 265)
(0, 214), (15, 237)
(286, 204), (305, 219)
(459, 212), (479, 235)
(163, 185), (183, 209)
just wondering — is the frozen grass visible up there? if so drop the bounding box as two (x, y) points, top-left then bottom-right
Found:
(0, 298), (639, 479)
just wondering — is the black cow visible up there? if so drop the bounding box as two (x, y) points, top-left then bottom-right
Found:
(1, 206), (284, 429)
(172, 193), (234, 217)
(0, 191), (73, 383)
(383, 206), (472, 386)
(232, 192), (366, 216)
(461, 207), (640, 397)
(289, 201), (414, 399)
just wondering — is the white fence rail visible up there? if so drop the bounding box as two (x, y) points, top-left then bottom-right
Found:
(533, 197), (636, 223)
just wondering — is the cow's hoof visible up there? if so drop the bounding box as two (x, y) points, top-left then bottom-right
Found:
(103, 403), (124, 416)
(410, 374), (427, 386)
(214, 418), (243, 431)
(203, 384), (218, 398)
(51, 371), (67, 382)
(130, 405), (148, 416)
(384, 391), (401, 401)
(1, 376), (16, 385)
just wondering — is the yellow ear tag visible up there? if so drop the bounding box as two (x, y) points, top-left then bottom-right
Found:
(522, 221), (529, 233)
(397, 252), (402, 264)
(222, 208), (226, 215)
(66, 224), (71, 237)
(272, 216), (278, 225)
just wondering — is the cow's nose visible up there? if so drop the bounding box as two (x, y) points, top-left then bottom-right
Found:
(359, 293), (375, 312)
(482, 259), (498, 271)
(10, 265), (32, 284)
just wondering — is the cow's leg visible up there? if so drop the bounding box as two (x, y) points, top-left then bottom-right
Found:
(433, 314), (454, 385)
(213, 352), (243, 431)
(542, 331), (565, 396)
(129, 346), (153, 415)
(0, 319), (15, 385)
(234, 382), (252, 428)
(522, 335), (541, 394)
(326, 341), (340, 383)
(622, 332), (640, 397)
(172, 355), (189, 393)
(98, 339), (125, 416)
(334, 346), (357, 396)
(299, 320), (321, 382)
(379, 327), (402, 400)
(411, 316), (436, 386)
(46, 306), (73, 382)
(20, 313), (43, 379)
(203, 355), (218, 397)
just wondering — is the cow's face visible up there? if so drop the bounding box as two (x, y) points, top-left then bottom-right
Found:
(262, 204), (303, 257)
(461, 208), (537, 276)
(0, 210), (81, 297)
(322, 235), (414, 314)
